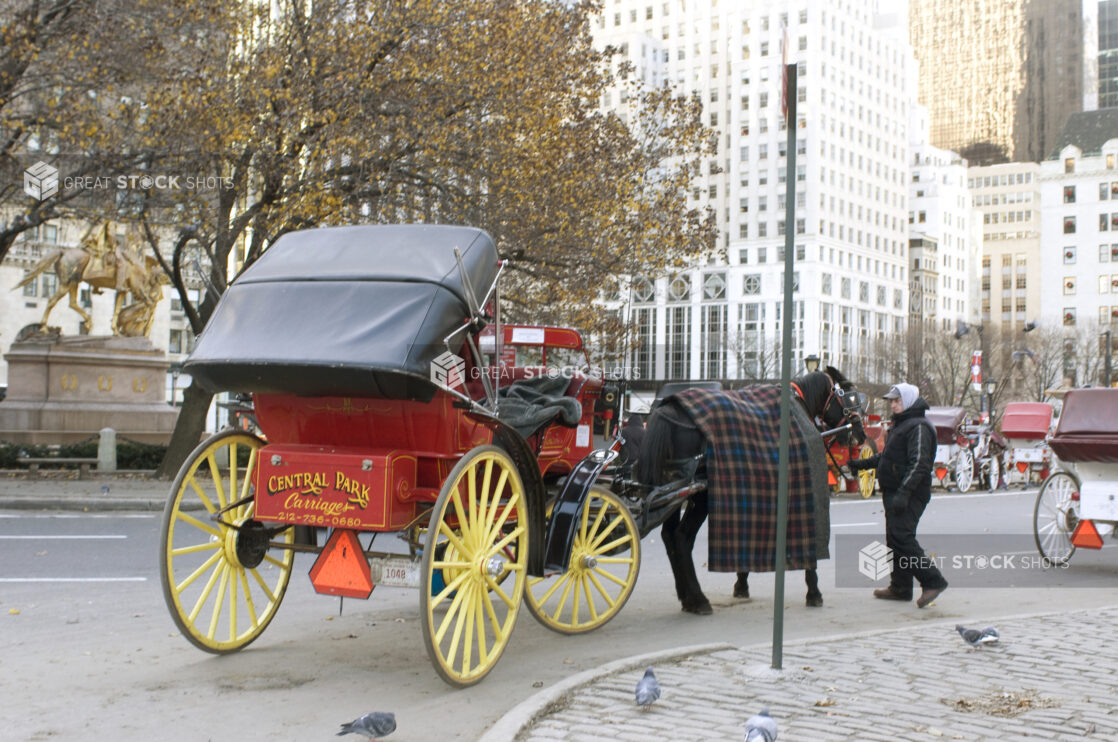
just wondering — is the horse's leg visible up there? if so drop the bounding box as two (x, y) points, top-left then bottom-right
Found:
(660, 510), (692, 606)
(666, 495), (712, 615)
(733, 571), (750, 599)
(805, 565), (823, 607)
(66, 286), (92, 333)
(110, 291), (126, 335)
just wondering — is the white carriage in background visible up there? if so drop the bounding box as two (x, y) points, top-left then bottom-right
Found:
(929, 406), (972, 491)
(1033, 389), (1117, 564)
(1000, 402), (1054, 487)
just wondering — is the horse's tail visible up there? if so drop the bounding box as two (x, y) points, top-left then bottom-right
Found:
(12, 248), (63, 290)
(639, 406), (674, 485)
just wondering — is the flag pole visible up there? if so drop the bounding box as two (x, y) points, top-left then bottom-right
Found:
(772, 36), (798, 671)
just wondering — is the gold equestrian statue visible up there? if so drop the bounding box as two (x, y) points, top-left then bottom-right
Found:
(13, 222), (168, 338)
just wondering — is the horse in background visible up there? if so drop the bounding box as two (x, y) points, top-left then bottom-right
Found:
(639, 367), (864, 615)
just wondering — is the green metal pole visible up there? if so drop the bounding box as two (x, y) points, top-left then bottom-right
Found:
(772, 61), (797, 671)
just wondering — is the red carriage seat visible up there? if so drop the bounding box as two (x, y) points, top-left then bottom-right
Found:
(1000, 402), (1053, 440)
(1048, 389), (1118, 463)
(926, 406), (966, 446)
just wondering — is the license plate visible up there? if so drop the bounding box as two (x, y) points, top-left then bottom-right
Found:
(371, 557), (420, 588)
(1012, 449), (1045, 463)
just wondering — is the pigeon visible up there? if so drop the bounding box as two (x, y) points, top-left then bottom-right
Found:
(956, 624), (999, 648)
(635, 666), (661, 709)
(745, 707), (778, 741)
(337, 711), (396, 739)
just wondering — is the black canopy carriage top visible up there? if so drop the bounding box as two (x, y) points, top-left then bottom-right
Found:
(184, 224), (500, 401)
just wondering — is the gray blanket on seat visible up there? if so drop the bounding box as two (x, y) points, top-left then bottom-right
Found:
(497, 374), (583, 437)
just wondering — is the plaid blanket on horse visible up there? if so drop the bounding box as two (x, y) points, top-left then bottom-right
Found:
(674, 385), (825, 573)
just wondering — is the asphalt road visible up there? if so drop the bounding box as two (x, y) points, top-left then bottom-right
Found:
(2, 488), (1117, 741)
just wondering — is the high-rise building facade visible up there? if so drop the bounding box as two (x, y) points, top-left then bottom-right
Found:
(1100, 0), (1118, 108)
(909, 0), (1093, 166)
(967, 162), (1042, 334)
(594, 0), (913, 387)
(908, 106), (979, 333)
(1039, 110), (1118, 339)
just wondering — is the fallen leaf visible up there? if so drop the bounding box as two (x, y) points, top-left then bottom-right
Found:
(814, 698), (835, 707)
(532, 681), (543, 688)
(8, 608), (19, 615)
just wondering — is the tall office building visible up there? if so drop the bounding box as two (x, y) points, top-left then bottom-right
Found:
(594, 0), (913, 388)
(908, 106), (979, 334)
(909, 0), (1094, 166)
(1101, 0), (1118, 108)
(967, 162), (1042, 334)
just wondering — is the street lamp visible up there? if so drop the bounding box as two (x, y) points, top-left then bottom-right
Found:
(803, 354), (820, 373)
(982, 378), (997, 423)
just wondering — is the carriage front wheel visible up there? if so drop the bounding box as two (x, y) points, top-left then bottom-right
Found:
(1033, 471), (1079, 565)
(160, 431), (295, 653)
(954, 448), (975, 493)
(421, 445), (529, 687)
(525, 486), (640, 635)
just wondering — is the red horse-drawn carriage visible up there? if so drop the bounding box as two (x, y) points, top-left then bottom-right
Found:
(1001, 402), (1054, 487)
(159, 225), (635, 686)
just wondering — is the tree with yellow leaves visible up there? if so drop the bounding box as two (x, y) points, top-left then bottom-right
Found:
(3, 1), (716, 475)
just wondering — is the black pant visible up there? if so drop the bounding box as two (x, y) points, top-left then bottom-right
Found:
(884, 491), (947, 597)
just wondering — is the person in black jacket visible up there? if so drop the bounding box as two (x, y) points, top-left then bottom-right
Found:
(850, 383), (948, 608)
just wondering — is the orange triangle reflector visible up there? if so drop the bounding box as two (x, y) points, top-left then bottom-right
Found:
(935, 466), (948, 481)
(1071, 519), (1105, 550)
(1016, 462), (1029, 473)
(310, 529), (374, 598)
(828, 470), (838, 486)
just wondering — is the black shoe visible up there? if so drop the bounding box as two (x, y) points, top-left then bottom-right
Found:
(873, 587), (911, 601)
(916, 585), (947, 608)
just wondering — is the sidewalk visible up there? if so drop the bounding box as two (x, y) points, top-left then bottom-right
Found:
(0, 471), (169, 511)
(481, 605), (1118, 742)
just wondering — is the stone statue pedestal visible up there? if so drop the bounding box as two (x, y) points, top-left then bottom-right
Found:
(0, 336), (179, 445)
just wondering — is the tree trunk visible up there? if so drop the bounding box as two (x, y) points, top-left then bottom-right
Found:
(155, 380), (214, 480)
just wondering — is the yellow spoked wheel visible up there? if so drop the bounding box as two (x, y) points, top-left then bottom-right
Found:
(857, 442), (878, 498)
(421, 445), (528, 687)
(159, 431), (294, 653)
(525, 486), (640, 635)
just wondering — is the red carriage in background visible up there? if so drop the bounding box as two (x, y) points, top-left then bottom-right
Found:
(929, 406), (1004, 492)
(825, 407), (884, 498)
(1000, 402), (1054, 487)
(159, 225), (636, 687)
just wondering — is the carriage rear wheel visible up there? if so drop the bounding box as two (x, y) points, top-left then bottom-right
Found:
(421, 445), (528, 687)
(160, 431), (294, 653)
(857, 441), (877, 499)
(954, 448), (975, 493)
(1033, 471), (1079, 565)
(985, 451), (1001, 492)
(525, 486), (640, 634)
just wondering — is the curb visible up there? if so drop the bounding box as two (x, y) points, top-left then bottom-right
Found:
(476, 603), (1118, 742)
(474, 642), (733, 742)
(0, 496), (166, 511)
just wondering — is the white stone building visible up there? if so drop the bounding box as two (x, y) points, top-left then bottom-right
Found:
(966, 162), (1042, 334)
(907, 105), (979, 333)
(1039, 122), (1118, 339)
(594, 0), (915, 386)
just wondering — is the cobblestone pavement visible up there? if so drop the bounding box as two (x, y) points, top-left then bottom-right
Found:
(493, 605), (1118, 742)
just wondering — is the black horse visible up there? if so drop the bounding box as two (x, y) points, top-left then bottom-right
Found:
(638, 368), (864, 615)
